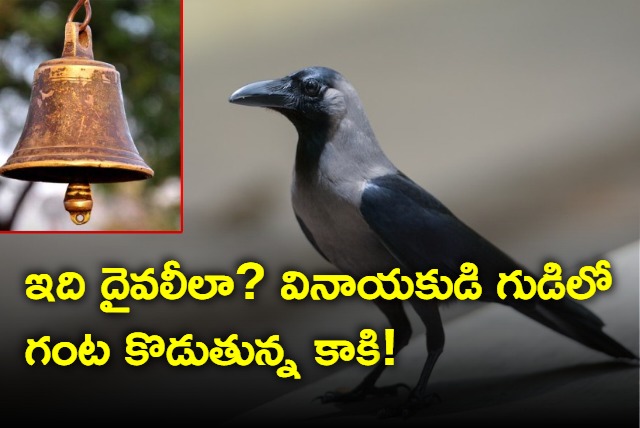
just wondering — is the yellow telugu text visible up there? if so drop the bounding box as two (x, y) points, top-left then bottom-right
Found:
(25, 334), (110, 366)
(314, 329), (395, 367)
(125, 332), (299, 378)
(25, 332), (300, 378)
(281, 260), (612, 301)
(23, 260), (612, 306)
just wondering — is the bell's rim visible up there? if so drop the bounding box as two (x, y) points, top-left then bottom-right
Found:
(0, 160), (153, 184)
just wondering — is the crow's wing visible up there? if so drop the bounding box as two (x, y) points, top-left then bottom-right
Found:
(359, 173), (521, 297)
(359, 173), (636, 359)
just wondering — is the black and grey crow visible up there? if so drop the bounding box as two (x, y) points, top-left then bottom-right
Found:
(229, 66), (636, 416)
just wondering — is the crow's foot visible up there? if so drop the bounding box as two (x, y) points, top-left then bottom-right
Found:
(377, 392), (441, 418)
(314, 383), (410, 404)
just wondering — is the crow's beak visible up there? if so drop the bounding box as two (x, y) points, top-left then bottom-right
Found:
(229, 77), (292, 109)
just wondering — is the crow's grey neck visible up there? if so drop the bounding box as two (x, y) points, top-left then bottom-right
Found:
(293, 117), (335, 182)
(294, 117), (396, 192)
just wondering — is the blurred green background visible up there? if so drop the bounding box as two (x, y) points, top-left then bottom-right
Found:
(0, 0), (180, 230)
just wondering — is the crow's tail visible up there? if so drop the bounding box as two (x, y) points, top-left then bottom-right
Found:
(512, 297), (637, 360)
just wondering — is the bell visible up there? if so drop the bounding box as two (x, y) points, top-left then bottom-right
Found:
(0, 0), (153, 225)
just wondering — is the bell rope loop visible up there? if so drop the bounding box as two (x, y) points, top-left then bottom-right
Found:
(67, 0), (92, 33)
(64, 0), (93, 59)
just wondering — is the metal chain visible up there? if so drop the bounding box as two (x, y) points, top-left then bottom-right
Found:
(67, 0), (92, 32)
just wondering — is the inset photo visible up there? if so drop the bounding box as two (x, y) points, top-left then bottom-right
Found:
(0, 0), (181, 232)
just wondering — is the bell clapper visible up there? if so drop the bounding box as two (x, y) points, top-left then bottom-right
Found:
(63, 182), (93, 225)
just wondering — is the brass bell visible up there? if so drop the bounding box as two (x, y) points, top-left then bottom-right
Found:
(0, 0), (153, 225)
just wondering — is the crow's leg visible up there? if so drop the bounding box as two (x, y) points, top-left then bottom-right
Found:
(317, 299), (412, 403)
(380, 301), (444, 417)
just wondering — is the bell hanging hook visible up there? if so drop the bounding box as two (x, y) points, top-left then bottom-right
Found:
(67, 0), (92, 33)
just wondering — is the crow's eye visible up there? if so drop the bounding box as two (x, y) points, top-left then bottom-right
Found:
(303, 79), (321, 96)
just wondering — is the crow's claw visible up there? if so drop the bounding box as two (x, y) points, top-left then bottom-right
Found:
(377, 392), (441, 418)
(313, 382), (410, 404)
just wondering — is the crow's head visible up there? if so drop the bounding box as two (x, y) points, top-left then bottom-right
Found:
(229, 67), (362, 132)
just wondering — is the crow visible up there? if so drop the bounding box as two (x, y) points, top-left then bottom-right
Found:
(229, 66), (636, 416)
